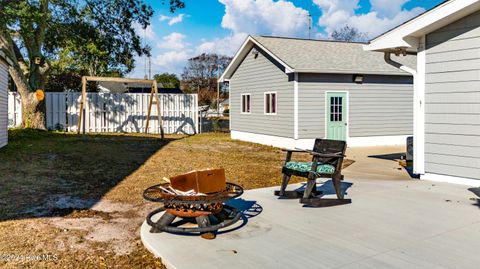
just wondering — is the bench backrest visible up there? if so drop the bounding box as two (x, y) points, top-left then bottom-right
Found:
(312, 139), (347, 166)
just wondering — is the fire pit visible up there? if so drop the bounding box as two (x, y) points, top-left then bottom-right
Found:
(143, 168), (244, 239)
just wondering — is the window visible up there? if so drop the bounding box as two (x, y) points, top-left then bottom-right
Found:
(330, 97), (343, 122)
(241, 94), (251, 114)
(264, 92), (277, 115)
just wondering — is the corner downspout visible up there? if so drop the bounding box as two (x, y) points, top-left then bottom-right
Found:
(384, 52), (416, 76)
(384, 51), (424, 175)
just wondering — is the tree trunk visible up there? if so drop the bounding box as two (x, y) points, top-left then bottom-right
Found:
(1, 30), (47, 129)
(21, 93), (45, 129)
(8, 65), (46, 129)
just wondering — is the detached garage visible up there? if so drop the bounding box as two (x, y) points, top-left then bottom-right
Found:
(0, 51), (11, 149)
(221, 36), (415, 149)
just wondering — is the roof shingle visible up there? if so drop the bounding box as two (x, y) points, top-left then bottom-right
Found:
(252, 36), (416, 75)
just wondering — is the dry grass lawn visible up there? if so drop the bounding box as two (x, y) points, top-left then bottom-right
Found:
(0, 129), (352, 268)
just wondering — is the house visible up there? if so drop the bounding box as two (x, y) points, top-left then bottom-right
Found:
(219, 99), (229, 112)
(364, 0), (480, 185)
(0, 51), (12, 148)
(220, 36), (416, 149)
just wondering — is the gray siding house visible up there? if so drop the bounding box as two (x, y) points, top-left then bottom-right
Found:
(365, 0), (480, 185)
(0, 51), (10, 149)
(221, 36), (415, 149)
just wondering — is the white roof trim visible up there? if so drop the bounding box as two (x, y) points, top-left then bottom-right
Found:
(219, 36), (294, 82)
(292, 68), (409, 76)
(364, 0), (480, 52)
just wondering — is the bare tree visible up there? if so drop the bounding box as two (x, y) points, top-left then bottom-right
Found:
(331, 25), (368, 42)
(181, 53), (232, 105)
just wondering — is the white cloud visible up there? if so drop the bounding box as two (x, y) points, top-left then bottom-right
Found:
(196, 33), (247, 56)
(370, 0), (408, 18)
(313, 0), (424, 38)
(154, 50), (190, 67)
(159, 15), (170, 21)
(128, 50), (189, 78)
(159, 13), (186, 26)
(195, 0), (310, 57)
(219, 0), (309, 37)
(132, 22), (156, 41)
(157, 32), (188, 50)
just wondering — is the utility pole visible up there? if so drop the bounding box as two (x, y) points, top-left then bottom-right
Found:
(148, 56), (151, 80)
(308, 13), (312, 39)
(144, 28), (147, 79)
(217, 64), (220, 117)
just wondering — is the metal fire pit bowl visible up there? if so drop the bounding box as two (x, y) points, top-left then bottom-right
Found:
(143, 182), (244, 239)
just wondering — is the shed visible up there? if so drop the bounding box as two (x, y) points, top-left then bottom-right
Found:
(220, 35), (415, 149)
(365, 0), (480, 185)
(0, 51), (11, 149)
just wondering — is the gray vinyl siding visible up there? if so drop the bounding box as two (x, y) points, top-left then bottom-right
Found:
(0, 60), (8, 148)
(229, 46), (294, 138)
(424, 10), (480, 180)
(298, 74), (413, 139)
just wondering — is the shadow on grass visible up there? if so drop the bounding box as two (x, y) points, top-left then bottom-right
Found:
(0, 128), (181, 222)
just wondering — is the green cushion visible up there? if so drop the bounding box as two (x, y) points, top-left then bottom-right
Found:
(285, 161), (335, 174)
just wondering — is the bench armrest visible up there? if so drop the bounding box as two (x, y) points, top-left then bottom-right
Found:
(282, 149), (308, 153)
(282, 148), (309, 164)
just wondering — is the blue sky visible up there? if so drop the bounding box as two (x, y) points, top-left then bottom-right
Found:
(129, 0), (445, 78)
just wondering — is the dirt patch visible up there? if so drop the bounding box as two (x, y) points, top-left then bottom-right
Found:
(0, 130), (355, 268)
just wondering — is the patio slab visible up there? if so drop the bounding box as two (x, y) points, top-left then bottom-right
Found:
(141, 178), (480, 269)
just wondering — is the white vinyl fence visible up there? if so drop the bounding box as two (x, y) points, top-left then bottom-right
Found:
(9, 92), (198, 134)
(8, 92), (21, 127)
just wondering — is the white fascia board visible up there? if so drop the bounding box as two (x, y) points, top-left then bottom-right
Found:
(292, 68), (411, 76)
(250, 36), (294, 74)
(220, 36), (294, 82)
(219, 37), (253, 82)
(364, 0), (480, 52)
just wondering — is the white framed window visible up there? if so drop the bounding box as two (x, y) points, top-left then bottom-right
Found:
(241, 93), (251, 114)
(264, 92), (277, 115)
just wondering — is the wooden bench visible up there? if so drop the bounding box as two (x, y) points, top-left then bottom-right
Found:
(274, 139), (351, 207)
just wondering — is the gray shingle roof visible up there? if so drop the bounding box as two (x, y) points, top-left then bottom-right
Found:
(252, 36), (416, 75)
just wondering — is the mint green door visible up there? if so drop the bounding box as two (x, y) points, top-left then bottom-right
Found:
(326, 92), (347, 141)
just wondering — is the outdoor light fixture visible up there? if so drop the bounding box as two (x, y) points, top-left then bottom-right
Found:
(251, 48), (259, 58)
(353, 75), (364, 84)
(393, 48), (408, 56)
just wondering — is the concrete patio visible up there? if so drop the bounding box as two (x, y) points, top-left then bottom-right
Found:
(141, 146), (480, 269)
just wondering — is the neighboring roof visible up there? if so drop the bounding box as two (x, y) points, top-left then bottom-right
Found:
(157, 88), (183, 94)
(220, 35), (415, 81)
(98, 81), (182, 94)
(365, 0), (480, 52)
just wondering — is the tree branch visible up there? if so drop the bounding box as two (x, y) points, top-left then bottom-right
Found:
(0, 28), (33, 96)
(35, 0), (49, 48)
(12, 40), (28, 73)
